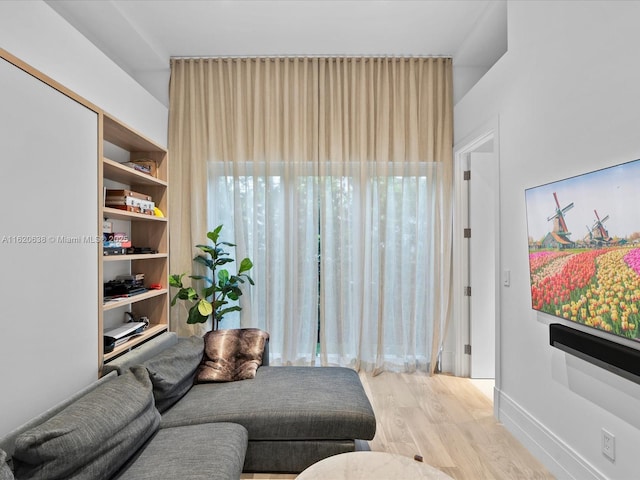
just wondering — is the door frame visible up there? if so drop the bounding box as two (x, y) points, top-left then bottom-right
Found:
(452, 118), (501, 411)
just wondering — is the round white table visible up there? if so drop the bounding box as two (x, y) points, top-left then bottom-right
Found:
(296, 452), (453, 480)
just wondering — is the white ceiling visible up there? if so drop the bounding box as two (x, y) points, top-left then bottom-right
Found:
(45, 0), (507, 106)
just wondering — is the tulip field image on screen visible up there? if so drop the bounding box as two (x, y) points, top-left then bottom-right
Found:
(525, 159), (640, 342)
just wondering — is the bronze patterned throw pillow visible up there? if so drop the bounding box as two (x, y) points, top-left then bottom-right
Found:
(197, 328), (269, 383)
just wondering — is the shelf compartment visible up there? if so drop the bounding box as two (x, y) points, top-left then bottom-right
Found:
(103, 113), (166, 153)
(103, 158), (167, 187)
(103, 288), (168, 311)
(103, 324), (168, 362)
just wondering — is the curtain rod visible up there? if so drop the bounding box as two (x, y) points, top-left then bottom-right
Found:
(170, 54), (452, 61)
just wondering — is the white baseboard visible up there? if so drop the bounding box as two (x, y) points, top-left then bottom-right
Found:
(497, 389), (605, 480)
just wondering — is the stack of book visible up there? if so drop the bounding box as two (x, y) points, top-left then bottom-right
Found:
(103, 232), (131, 256)
(105, 189), (155, 215)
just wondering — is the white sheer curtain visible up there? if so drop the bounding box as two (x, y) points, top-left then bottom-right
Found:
(169, 57), (452, 372)
(319, 162), (442, 373)
(208, 160), (319, 365)
(317, 58), (452, 373)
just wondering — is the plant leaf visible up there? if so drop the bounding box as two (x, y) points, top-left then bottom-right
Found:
(193, 255), (213, 269)
(170, 292), (180, 307)
(189, 275), (213, 284)
(203, 285), (217, 298)
(207, 225), (223, 244)
(238, 258), (253, 274)
(195, 244), (216, 255)
(219, 241), (237, 247)
(197, 299), (213, 317)
(219, 306), (242, 316)
(218, 269), (230, 284)
(187, 304), (208, 324)
(169, 273), (185, 288)
(214, 257), (234, 266)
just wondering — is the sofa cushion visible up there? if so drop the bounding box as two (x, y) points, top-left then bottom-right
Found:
(12, 366), (160, 480)
(142, 336), (204, 412)
(101, 332), (179, 376)
(197, 328), (269, 383)
(114, 423), (248, 480)
(0, 449), (13, 480)
(161, 366), (377, 441)
(243, 440), (355, 473)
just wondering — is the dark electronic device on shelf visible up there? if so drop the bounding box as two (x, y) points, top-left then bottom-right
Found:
(103, 274), (147, 299)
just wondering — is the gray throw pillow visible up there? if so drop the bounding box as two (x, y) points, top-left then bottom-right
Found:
(0, 449), (14, 480)
(143, 336), (204, 412)
(12, 366), (160, 480)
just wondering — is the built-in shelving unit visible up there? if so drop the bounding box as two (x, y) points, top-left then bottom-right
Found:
(99, 113), (169, 367)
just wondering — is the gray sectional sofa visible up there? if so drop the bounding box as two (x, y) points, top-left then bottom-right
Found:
(0, 332), (377, 479)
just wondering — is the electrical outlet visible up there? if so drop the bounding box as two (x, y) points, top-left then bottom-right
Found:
(602, 428), (615, 462)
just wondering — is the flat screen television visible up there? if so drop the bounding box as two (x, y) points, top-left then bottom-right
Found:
(525, 158), (640, 343)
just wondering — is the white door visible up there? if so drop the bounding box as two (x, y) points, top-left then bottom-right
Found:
(469, 152), (496, 378)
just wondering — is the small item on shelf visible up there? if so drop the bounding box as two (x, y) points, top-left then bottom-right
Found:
(103, 247), (127, 256)
(104, 278), (147, 300)
(117, 273), (145, 283)
(105, 189), (152, 201)
(104, 232), (132, 249)
(124, 159), (157, 177)
(102, 220), (113, 234)
(129, 246), (158, 255)
(153, 207), (164, 217)
(105, 204), (155, 216)
(105, 195), (155, 214)
(107, 205), (143, 214)
(149, 283), (163, 290)
(105, 206), (154, 216)
(103, 321), (148, 353)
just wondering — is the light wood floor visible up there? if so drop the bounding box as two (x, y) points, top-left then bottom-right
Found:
(242, 372), (555, 480)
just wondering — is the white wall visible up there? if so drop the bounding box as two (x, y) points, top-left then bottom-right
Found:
(0, 1), (167, 146)
(0, 0), (168, 436)
(455, 1), (640, 479)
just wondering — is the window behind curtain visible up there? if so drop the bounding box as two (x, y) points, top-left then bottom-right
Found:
(209, 159), (442, 371)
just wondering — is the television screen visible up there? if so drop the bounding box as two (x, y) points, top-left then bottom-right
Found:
(525, 158), (640, 342)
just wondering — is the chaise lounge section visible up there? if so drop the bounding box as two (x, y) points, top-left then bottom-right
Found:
(104, 331), (377, 473)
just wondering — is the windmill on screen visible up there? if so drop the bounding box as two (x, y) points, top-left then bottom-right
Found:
(545, 192), (574, 247)
(587, 209), (612, 246)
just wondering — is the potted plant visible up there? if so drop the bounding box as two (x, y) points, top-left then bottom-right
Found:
(169, 225), (254, 330)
